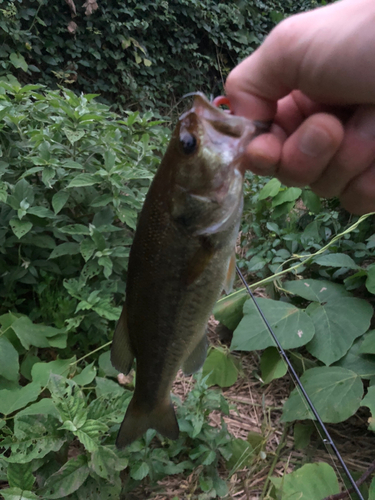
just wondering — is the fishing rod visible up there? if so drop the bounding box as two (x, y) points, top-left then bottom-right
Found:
(235, 264), (364, 500)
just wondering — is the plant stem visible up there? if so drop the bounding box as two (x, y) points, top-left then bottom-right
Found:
(261, 424), (290, 499)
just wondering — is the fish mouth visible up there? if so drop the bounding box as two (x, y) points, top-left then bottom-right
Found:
(180, 92), (270, 139)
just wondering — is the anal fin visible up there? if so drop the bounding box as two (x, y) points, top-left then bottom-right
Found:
(182, 334), (208, 375)
(111, 303), (134, 375)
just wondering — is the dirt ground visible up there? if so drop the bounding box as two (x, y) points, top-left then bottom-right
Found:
(126, 313), (375, 500)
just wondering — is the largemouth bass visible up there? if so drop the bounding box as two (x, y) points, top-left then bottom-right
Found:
(111, 93), (266, 448)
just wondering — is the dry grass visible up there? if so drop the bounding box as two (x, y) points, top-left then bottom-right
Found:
(125, 315), (375, 500)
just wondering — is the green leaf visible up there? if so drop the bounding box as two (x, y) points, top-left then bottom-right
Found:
(260, 347), (287, 384)
(226, 439), (253, 471)
(369, 477), (375, 500)
(306, 298), (372, 365)
(67, 174), (99, 188)
(334, 334), (375, 378)
(362, 386), (375, 432)
(75, 476), (121, 500)
(73, 362), (97, 386)
(49, 242), (80, 259)
(7, 462), (35, 491)
(39, 455), (89, 499)
(98, 255), (113, 278)
(10, 219), (32, 239)
(32, 357), (75, 386)
(1, 488), (39, 500)
(282, 367), (363, 423)
(293, 422), (313, 450)
(63, 128), (85, 144)
(0, 383), (41, 415)
(95, 377), (124, 397)
(231, 298), (315, 351)
(16, 398), (60, 420)
(202, 348), (238, 387)
(28, 206), (54, 218)
(6, 413), (65, 463)
(90, 445), (128, 480)
(359, 330), (375, 354)
(10, 52), (28, 71)
(366, 265), (375, 294)
(313, 253), (359, 269)
(80, 238), (96, 261)
(270, 462), (339, 499)
(52, 191), (69, 214)
(301, 189), (322, 213)
(11, 316), (66, 350)
(213, 289), (248, 330)
(98, 350), (119, 378)
(258, 178), (281, 200)
(283, 279), (351, 303)
(131, 461), (149, 480)
(0, 337), (19, 382)
(59, 224), (90, 235)
(271, 187), (302, 207)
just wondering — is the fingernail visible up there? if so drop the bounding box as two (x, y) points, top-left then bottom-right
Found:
(351, 106), (375, 140)
(298, 126), (332, 157)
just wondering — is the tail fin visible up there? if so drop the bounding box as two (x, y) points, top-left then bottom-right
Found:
(116, 397), (179, 448)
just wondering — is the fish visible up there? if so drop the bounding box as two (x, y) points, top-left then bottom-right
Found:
(111, 93), (267, 448)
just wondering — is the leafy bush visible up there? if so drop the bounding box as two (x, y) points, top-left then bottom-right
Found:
(0, 0), (326, 111)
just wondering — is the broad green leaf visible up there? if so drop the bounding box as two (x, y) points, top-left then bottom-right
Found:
(301, 189), (322, 213)
(270, 462), (339, 499)
(11, 316), (66, 349)
(334, 334), (375, 378)
(75, 476), (121, 500)
(52, 191), (69, 214)
(231, 298), (315, 351)
(0, 337), (19, 381)
(28, 206), (54, 218)
(90, 445), (128, 480)
(98, 255), (113, 278)
(67, 174), (99, 188)
(10, 52), (28, 71)
(63, 128), (85, 144)
(9, 219), (32, 239)
(283, 279), (351, 303)
(98, 351), (119, 378)
(80, 238), (96, 261)
(73, 362), (97, 386)
(226, 439), (253, 471)
(369, 478), (375, 500)
(49, 242), (80, 259)
(59, 224), (90, 235)
(6, 414), (65, 463)
(359, 330), (375, 354)
(95, 377), (124, 397)
(48, 374), (86, 426)
(306, 298), (372, 365)
(202, 348), (238, 387)
(282, 367), (363, 423)
(16, 398), (60, 420)
(39, 455), (89, 499)
(260, 347), (287, 384)
(0, 383), (41, 415)
(32, 357), (75, 386)
(366, 265), (375, 294)
(7, 462), (34, 491)
(271, 187), (302, 207)
(74, 419), (108, 452)
(313, 253), (359, 269)
(213, 289), (248, 330)
(293, 423), (313, 450)
(1, 488), (39, 500)
(42, 166), (55, 186)
(362, 387), (375, 431)
(131, 461), (149, 480)
(258, 178), (281, 200)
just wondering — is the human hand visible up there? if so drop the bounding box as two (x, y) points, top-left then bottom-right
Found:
(225, 0), (375, 215)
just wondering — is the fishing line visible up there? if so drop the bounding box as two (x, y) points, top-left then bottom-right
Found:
(235, 264), (364, 500)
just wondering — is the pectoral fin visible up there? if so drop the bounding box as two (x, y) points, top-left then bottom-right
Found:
(182, 334), (208, 375)
(223, 251), (236, 294)
(186, 238), (214, 285)
(111, 303), (134, 375)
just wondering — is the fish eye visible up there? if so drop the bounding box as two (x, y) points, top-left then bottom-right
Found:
(180, 132), (197, 155)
